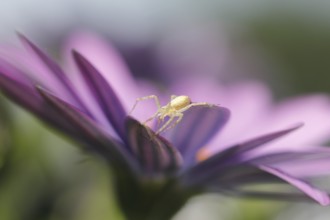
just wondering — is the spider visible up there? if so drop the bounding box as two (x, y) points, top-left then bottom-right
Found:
(129, 95), (215, 135)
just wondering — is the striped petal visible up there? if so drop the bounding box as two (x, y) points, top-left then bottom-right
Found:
(250, 151), (330, 165)
(73, 51), (127, 140)
(165, 106), (230, 168)
(250, 149), (330, 178)
(230, 123), (303, 156)
(258, 165), (330, 206)
(217, 188), (324, 203)
(18, 34), (89, 114)
(126, 117), (182, 175)
(37, 87), (138, 176)
(201, 164), (330, 206)
(0, 61), (75, 134)
(211, 164), (280, 185)
(183, 123), (304, 183)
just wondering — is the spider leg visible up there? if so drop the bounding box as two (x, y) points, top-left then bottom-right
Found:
(143, 111), (159, 125)
(156, 116), (163, 128)
(129, 95), (161, 115)
(191, 102), (216, 107)
(161, 113), (183, 133)
(155, 115), (176, 135)
(178, 102), (215, 113)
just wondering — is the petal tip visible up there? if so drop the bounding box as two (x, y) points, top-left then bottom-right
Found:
(319, 194), (330, 206)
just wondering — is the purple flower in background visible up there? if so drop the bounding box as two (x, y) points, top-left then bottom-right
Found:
(1, 32), (330, 220)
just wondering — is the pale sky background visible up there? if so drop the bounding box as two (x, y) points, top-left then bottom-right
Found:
(1, 0), (330, 45)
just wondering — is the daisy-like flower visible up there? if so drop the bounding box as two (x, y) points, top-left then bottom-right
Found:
(1, 32), (330, 220)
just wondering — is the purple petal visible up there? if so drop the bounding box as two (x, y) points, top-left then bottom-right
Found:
(37, 87), (138, 174)
(217, 188), (321, 202)
(277, 159), (330, 178)
(0, 73), (74, 134)
(202, 150), (330, 186)
(0, 73), (41, 115)
(230, 123), (303, 155)
(250, 151), (330, 165)
(171, 78), (272, 151)
(250, 149), (330, 178)
(126, 117), (182, 175)
(61, 31), (143, 111)
(259, 165), (330, 205)
(0, 58), (30, 85)
(73, 51), (127, 140)
(203, 164), (330, 205)
(18, 34), (90, 114)
(200, 163), (283, 185)
(207, 123), (303, 164)
(263, 95), (330, 149)
(37, 86), (113, 143)
(183, 124), (304, 183)
(164, 106), (230, 167)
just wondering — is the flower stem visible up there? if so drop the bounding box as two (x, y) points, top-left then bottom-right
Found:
(117, 178), (197, 220)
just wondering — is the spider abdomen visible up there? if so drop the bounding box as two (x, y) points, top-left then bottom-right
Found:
(170, 95), (191, 110)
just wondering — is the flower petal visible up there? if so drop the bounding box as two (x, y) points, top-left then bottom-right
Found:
(73, 51), (127, 140)
(251, 149), (330, 178)
(218, 188), (323, 203)
(260, 95), (330, 151)
(277, 158), (330, 178)
(0, 57), (30, 85)
(126, 117), (182, 175)
(213, 164), (280, 185)
(258, 165), (330, 206)
(37, 87), (138, 176)
(0, 73), (41, 116)
(219, 122), (303, 159)
(18, 34), (89, 113)
(62, 31), (161, 122)
(183, 123), (303, 183)
(62, 31), (141, 110)
(204, 165), (329, 205)
(250, 150), (330, 165)
(170, 78), (271, 151)
(164, 106), (230, 168)
(0, 62), (75, 134)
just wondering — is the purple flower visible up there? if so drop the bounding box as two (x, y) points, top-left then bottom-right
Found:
(1, 32), (330, 220)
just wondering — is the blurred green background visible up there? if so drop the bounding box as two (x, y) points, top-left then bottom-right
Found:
(1, 1), (330, 219)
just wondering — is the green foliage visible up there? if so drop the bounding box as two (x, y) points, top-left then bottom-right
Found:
(0, 100), (124, 220)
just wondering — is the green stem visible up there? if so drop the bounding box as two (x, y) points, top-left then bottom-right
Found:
(117, 178), (198, 220)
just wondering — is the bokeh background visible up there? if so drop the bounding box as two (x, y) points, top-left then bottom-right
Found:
(1, 0), (330, 219)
